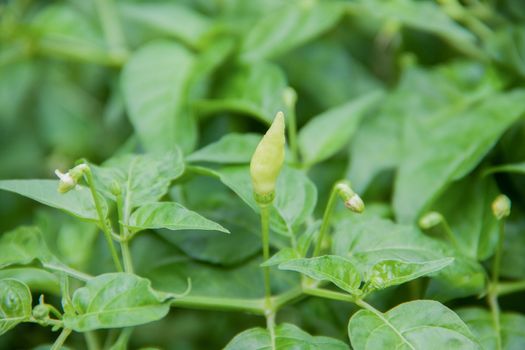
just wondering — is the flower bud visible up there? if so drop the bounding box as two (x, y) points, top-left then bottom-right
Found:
(55, 169), (76, 193)
(250, 111), (286, 205)
(110, 180), (122, 196)
(419, 212), (444, 230)
(32, 304), (50, 320)
(335, 182), (364, 213)
(282, 87), (297, 109)
(492, 194), (511, 220)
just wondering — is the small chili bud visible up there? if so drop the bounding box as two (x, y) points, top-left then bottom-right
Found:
(492, 194), (511, 220)
(32, 304), (50, 320)
(419, 211), (444, 230)
(54, 164), (88, 193)
(335, 182), (364, 213)
(250, 111), (286, 205)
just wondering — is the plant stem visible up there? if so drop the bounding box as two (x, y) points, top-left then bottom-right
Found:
(51, 328), (72, 350)
(259, 204), (273, 309)
(272, 286), (304, 310)
(171, 295), (266, 315)
(312, 182), (340, 257)
(111, 328), (133, 349)
(84, 167), (123, 272)
(93, 0), (128, 56)
(85, 331), (101, 350)
(497, 279), (525, 296)
(116, 191), (134, 273)
(303, 287), (355, 303)
(488, 219), (505, 350)
(43, 262), (93, 281)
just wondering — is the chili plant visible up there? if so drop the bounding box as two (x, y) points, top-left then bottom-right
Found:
(2, 0), (525, 349)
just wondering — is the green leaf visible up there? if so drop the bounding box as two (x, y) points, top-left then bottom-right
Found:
(128, 202), (229, 234)
(394, 89), (525, 223)
(279, 255), (361, 295)
(0, 180), (104, 222)
(215, 165), (317, 235)
(193, 62), (287, 124)
(188, 133), (261, 164)
(121, 40), (196, 153)
(348, 300), (481, 350)
(354, 0), (481, 57)
(0, 268), (60, 295)
(485, 25), (525, 78)
(366, 258), (453, 292)
(0, 279), (32, 335)
(0, 226), (56, 269)
(457, 307), (525, 350)
(298, 91), (383, 166)
(226, 323), (349, 350)
(91, 150), (184, 210)
(119, 2), (211, 48)
(240, 1), (345, 61)
(63, 273), (171, 331)
(429, 175), (499, 260)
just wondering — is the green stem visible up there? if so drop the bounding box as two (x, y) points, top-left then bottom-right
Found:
(259, 204), (273, 309)
(85, 331), (101, 350)
(51, 328), (72, 350)
(488, 219), (505, 350)
(272, 286), (304, 310)
(439, 219), (463, 253)
(303, 287), (355, 303)
(93, 0), (128, 56)
(497, 280), (525, 296)
(171, 295), (266, 315)
(111, 328), (133, 350)
(84, 168), (123, 272)
(116, 191), (133, 273)
(312, 182), (340, 257)
(43, 262), (93, 281)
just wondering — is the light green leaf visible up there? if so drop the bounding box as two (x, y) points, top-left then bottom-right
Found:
(349, 300), (481, 350)
(63, 273), (171, 331)
(458, 307), (525, 350)
(121, 40), (196, 153)
(0, 268), (60, 295)
(333, 217), (486, 300)
(128, 202), (229, 234)
(188, 133), (261, 164)
(394, 89), (525, 223)
(193, 62), (287, 124)
(119, 2), (211, 48)
(261, 247), (300, 267)
(0, 279), (32, 335)
(366, 258), (453, 292)
(279, 255), (361, 295)
(0, 226), (56, 269)
(91, 150), (184, 210)
(298, 91), (383, 166)
(226, 323), (349, 350)
(241, 2), (345, 61)
(0, 180), (104, 222)
(215, 166), (317, 235)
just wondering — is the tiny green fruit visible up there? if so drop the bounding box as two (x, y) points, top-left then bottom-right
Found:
(250, 111), (286, 205)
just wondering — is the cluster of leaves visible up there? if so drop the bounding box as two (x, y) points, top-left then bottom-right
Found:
(2, 0), (525, 349)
